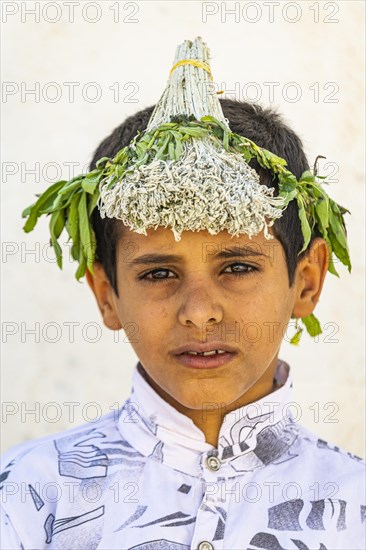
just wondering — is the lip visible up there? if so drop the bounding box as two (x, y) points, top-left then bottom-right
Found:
(171, 341), (238, 355)
(174, 351), (236, 370)
(171, 341), (238, 370)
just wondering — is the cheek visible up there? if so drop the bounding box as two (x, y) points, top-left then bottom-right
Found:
(136, 305), (169, 325)
(124, 303), (170, 349)
(233, 286), (290, 347)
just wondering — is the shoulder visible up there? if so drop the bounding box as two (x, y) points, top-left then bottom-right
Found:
(1, 409), (122, 485)
(298, 423), (365, 465)
(295, 423), (365, 483)
(0, 408), (145, 548)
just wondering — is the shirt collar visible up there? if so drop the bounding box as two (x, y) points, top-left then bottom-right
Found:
(117, 359), (299, 476)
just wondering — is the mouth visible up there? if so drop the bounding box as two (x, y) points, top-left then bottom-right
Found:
(174, 350), (236, 369)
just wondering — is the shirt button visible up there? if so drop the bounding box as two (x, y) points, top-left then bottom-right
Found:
(206, 455), (221, 471)
(197, 542), (214, 550)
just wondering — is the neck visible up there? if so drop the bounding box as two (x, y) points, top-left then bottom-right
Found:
(137, 358), (279, 448)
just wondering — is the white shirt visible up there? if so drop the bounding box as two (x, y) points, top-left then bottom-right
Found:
(1, 359), (365, 550)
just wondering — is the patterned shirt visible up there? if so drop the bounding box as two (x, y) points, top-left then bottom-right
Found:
(1, 359), (365, 549)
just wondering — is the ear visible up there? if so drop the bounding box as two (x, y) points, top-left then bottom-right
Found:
(85, 261), (122, 331)
(292, 237), (330, 319)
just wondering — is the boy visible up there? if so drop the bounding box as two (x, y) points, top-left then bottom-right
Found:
(1, 37), (365, 549)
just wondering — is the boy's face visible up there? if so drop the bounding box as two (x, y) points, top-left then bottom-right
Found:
(88, 226), (327, 412)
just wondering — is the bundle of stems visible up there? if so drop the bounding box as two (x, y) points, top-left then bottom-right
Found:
(98, 37), (286, 242)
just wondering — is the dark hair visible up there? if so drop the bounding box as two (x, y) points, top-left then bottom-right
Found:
(90, 99), (313, 296)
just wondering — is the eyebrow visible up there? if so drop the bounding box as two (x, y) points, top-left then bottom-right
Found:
(127, 246), (270, 267)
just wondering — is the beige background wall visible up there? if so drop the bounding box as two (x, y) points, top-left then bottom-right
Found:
(1, 1), (365, 457)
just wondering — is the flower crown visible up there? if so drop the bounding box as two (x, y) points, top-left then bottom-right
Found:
(21, 37), (351, 345)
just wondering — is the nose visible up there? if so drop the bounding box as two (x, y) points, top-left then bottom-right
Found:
(177, 283), (224, 329)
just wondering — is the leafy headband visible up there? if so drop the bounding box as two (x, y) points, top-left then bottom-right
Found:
(21, 36), (351, 345)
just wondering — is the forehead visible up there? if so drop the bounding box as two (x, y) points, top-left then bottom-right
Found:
(117, 225), (282, 266)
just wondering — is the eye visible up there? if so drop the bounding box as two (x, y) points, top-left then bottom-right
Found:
(139, 269), (175, 284)
(138, 263), (258, 285)
(224, 262), (257, 277)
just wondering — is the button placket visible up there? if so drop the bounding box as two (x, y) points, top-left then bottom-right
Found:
(191, 452), (228, 550)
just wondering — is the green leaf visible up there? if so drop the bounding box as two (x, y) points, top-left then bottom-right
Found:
(297, 196), (312, 253)
(279, 188), (298, 207)
(87, 188), (100, 217)
(177, 126), (208, 138)
(315, 197), (329, 234)
(223, 130), (229, 151)
(302, 313), (322, 337)
(41, 181), (82, 214)
(61, 187), (83, 210)
(78, 192), (96, 274)
(113, 147), (129, 164)
(323, 237), (340, 277)
(329, 205), (349, 252)
(45, 192), (67, 213)
(328, 225), (351, 272)
(75, 242), (87, 281)
(95, 156), (111, 168)
(290, 327), (303, 345)
(200, 115), (216, 124)
(87, 226), (97, 276)
(200, 115), (224, 132)
(278, 172), (297, 193)
(169, 130), (184, 140)
(299, 170), (315, 183)
(49, 209), (65, 269)
(71, 241), (80, 262)
(114, 164), (126, 178)
(67, 193), (81, 243)
(58, 178), (83, 195)
(22, 180), (66, 232)
(168, 141), (175, 161)
(146, 130), (159, 150)
(328, 253), (340, 277)
(175, 138), (183, 159)
(21, 204), (33, 218)
(265, 149), (287, 167)
(241, 147), (252, 163)
(155, 134), (171, 160)
(82, 171), (102, 195)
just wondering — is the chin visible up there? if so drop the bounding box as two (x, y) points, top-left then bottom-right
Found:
(177, 389), (231, 410)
